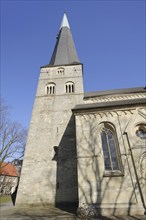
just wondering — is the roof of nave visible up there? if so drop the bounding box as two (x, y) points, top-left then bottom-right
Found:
(84, 87), (146, 99)
(73, 98), (146, 112)
(73, 87), (146, 112)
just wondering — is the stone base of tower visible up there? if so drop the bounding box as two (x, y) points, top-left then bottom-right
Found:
(16, 160), (57, 206)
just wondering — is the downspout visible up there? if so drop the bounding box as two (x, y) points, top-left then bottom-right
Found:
(124, 132), (146, 215)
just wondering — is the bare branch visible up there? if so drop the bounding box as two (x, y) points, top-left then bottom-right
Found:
(0, 99), (27, 169)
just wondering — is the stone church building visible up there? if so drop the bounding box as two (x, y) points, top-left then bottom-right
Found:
(16, 13), (146, 216)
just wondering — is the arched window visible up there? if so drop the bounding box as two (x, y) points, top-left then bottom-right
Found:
(57, 67), (65, 75)
(46, 83), (55, 95)
(65, 82), (75, 93)
(101, 123), (121, 172)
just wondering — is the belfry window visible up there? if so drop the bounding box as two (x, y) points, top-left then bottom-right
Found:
(46, 83), (55, 95)
(57, 67), (64, 75)
(65, 82), (74, 93)
(101, 123), (122, 172)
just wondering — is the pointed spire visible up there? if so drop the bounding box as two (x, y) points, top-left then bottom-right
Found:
(60, 12), (70, 30)
(49, 13), (80, 66)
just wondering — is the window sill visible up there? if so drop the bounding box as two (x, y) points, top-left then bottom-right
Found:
(103, 171), (124, 177)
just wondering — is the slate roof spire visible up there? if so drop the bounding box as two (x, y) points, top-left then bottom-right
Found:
(49, 13), (80, 66)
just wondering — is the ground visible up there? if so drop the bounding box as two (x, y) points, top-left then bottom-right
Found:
(0, 196), (146, 220)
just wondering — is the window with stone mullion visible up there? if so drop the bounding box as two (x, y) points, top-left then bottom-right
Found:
(108, 130), (120, 170)
(101, 126), (120, 172)
(101, 129), (112, 170)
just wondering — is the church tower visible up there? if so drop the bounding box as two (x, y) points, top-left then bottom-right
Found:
(16, 13), (84, 206)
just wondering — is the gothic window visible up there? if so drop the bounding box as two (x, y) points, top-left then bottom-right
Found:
(65, 82), (74, 93)
(136, 124), (146, 139)
(46, 83), (55, 95)
(101, 123), (122, 173)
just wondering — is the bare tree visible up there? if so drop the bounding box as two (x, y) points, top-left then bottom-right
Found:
(0, 99), (27, 169)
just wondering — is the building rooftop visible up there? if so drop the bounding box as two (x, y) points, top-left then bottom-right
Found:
(73, 87), (146, 112)
(73, 98), (146, 112)
(84, 87), (146, 99)
(0, 162), (19, 177)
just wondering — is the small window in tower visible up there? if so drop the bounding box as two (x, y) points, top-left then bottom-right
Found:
(65, 82), (75, 94)
(57, 67), (65, 75)
(46, 83), (56, 95)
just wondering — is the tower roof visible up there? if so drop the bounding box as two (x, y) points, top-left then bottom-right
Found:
(49, 13), (80, 66)
(60, 12), (70, 29)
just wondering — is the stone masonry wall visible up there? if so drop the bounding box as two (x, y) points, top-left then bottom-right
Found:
(16, 64), (84, 206)
(75, 105), (146, 215)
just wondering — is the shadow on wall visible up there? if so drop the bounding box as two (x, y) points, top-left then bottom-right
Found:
(52, 113), (145, 216)
(54, 114), (78, 214)
(76, 116), (145, 216)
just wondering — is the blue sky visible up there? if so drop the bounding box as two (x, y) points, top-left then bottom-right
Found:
(1, 0), (145, 128)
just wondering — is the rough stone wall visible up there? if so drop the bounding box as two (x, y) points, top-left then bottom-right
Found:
(75, 105), (146, 215)
(125, 108), (146, 208)
(16, 64), (84, 206)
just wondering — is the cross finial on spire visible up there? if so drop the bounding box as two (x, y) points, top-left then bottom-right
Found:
(60, 12), (70, 30)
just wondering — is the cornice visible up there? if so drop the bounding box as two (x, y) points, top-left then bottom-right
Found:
(84, 93), (146, 104)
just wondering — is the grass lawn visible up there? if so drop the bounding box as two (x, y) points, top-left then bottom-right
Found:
(0, 195), (11, 203)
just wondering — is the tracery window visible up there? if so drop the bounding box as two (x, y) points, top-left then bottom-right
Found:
(101, 123), (122, 172)
(46, 83), (55, 95)
(65, 82), (74, 93)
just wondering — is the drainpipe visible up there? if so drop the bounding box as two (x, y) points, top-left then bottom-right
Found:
(124, 132), (146, 215)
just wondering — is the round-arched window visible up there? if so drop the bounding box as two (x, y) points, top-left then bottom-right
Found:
(65, 82), (74, 93)
(57, 67), (65, 75)
(46, 83), (56, 95)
